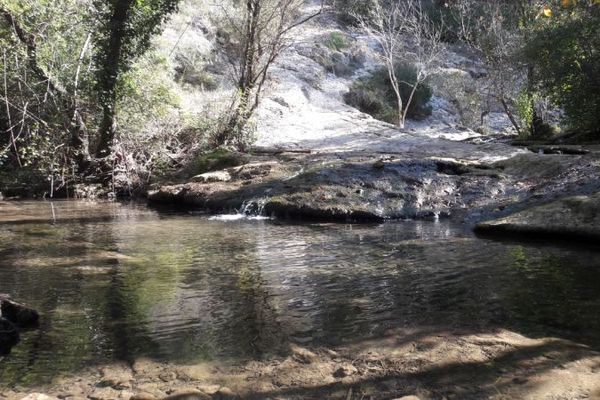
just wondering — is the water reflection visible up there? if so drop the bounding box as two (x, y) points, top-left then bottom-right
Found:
(0, 201), (599, 386)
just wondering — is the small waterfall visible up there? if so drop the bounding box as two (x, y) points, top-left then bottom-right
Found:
(238, 198), (267, 216)
(209, 199), (270, 221)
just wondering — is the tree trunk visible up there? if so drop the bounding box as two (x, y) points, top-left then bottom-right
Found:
(397, 97), (404, 128)
(402, 79), (421, 129)
(95, 0), (134, 158)
(218, 0), (260, 146)
(500, 97), (523, 136)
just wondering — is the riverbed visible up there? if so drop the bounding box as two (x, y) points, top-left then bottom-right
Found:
(1, 200), (599, 399)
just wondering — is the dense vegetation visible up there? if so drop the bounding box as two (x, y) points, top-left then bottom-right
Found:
(344, 64), (433, 124)
(0, 0), (598, 196)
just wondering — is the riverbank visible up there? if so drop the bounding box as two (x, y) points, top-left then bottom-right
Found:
(3, 326), (600, 400)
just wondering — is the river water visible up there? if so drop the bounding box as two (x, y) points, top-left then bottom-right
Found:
(0, 200), (599, 387)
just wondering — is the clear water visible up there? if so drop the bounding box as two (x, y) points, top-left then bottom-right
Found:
(0, 200), (599, 387)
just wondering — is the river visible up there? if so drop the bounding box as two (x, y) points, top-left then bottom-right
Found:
(0, 200), (599, 388)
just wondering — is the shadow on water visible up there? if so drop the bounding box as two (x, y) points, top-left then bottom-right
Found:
(1, 201), (600, 389)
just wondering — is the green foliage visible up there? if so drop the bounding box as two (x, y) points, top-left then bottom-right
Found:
(0, 0), (194, 189)
(344, 64), (433, 124)
(93, 0), (181, 87)
(324, 32), (350, 51)
(515, 91), (536, 136)
(523, 6), (600, 135)
(118, 51), (181, 120)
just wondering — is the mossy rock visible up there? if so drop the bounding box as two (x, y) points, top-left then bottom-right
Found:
(475, 192), (600, 242)
(192, 148), (249, 175)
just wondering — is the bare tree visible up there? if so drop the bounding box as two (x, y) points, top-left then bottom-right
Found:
(356, 0), (443, 129)
(214, 0), (323, 147)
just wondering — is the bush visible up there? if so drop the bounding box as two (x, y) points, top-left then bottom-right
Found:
(344, 64), (433, 124)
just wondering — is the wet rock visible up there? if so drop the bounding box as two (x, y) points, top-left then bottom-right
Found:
(98, 364), (134, 390)
(393, 396), (421, 400)
(212, 387), (237, 400)
(372, 159), (385, 170)
(88, 387), (122, 400)
(332, 364), (358, 378)
(132, 358), (163, 377)
(290, 344), (319, 364)
(0, 298), (39, 327)
(158, 371), (177, 382)
(130, 393), (157, 400)
(134, 382), (166, 399)
(0, 317), (19, 354)
(263, 197), (385, 223)
(195, 385), (220, 395)
(20, 394), (60, 400)
(192, 171), (232, 183)
(119, 391), (135, 400)
(163, 389), (211, 400)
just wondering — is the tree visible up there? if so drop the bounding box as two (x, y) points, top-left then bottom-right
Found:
(0, 4), (92, 169)
(523, 3), (600, 135)
(356, 0), (443, 129)
(450, 0), (559, 137)
(93, 0), (181, 159)
(214, 0), (323, 147)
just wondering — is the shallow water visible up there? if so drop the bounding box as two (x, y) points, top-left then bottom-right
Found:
(0, 200), (599, 387)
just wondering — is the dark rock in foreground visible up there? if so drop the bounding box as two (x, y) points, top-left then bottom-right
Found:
(0, 298), (40, 327)
(0, 317), (19, 355)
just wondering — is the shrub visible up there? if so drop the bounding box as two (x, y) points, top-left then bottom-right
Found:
(344, 63), (433, 124)
(324, 32), (350, 51)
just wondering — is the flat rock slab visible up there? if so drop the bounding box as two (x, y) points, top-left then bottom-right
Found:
(475, 192), (600, 242)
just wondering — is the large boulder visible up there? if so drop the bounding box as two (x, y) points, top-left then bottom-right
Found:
(0, 298), (39, 327)
(0, 317), (19, 354)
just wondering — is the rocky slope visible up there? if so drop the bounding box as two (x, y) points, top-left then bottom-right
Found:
(149, 1), (600, 240)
